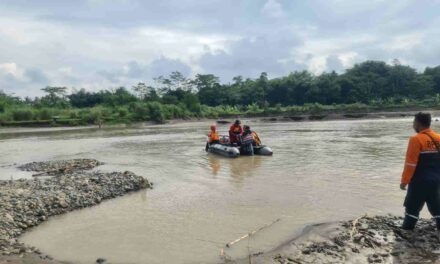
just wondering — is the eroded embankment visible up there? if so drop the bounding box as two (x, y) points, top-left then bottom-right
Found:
(267, 215), (440, 264)
(0, 159), (151, 262)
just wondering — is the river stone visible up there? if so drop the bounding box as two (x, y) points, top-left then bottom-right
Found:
(4, 213), (14, 223)
(0, 161), (151, 261)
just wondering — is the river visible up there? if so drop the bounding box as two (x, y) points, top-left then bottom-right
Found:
(1, 118), (437, 263)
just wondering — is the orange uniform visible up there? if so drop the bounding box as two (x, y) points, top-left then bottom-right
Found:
(401, 128), (440, 184)
(229, 124), (243, 143)
(208, 131), (220, 143)
(252, 131), (261, 146)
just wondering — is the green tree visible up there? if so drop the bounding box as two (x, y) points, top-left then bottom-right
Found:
(387, 64), (417, 97)
(309, 72), (341, 104)
(182, 93), (201, 113)
(193, 74), (222, 106)
(41, 86), (69, 107)
(255, 72), (269, 107)
(408, 75), (435, 99)
(154, 71), (191, 93)
(68, 88), (104, 108)
(424, 66), (440, 94)
(132, 82), (158, 101)
(102, 87), (137, 106)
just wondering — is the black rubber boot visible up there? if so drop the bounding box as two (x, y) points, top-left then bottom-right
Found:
(435, 218), (440, 231)
(402, 214), (418, 230)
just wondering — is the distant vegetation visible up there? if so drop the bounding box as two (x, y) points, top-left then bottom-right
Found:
(1, 60), (440, 126)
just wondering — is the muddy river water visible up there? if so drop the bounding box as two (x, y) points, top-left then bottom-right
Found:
(1, 118), (439, 263)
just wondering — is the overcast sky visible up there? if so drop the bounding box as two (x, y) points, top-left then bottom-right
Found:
(0, 0), (439, 97)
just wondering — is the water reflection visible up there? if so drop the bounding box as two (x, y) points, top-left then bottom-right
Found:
(229, 155), (264, 179)
(207, 154), (267, 189)
(207, 155), (221, 176)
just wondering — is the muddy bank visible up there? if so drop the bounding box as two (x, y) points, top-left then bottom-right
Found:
(243, 215), (440, 264)
(0, 159), (151, 263)
(258, 110), (440, 123)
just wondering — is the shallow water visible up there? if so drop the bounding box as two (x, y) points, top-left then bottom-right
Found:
(1, 118), (438, 263)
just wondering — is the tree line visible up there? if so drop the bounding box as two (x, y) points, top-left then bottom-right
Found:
(1, 60), (440, 124)
(2, 60), (440, 110)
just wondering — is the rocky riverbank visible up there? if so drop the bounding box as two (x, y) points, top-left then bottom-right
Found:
(0, 160), (151, 263)
(243, 215), (440, 264)
(18, 159), (103, 176)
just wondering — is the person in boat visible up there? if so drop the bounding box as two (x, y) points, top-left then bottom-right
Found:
(240, 125), (255, 155)
(205, 124), (220, 151)
(229, 120), (243, 145)
(251, 127), (262, 146)
(400, 112), (440, 235)
(242, 125), (262, 146)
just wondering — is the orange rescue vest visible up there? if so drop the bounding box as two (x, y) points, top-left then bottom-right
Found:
(208, 132), (220, 143)
(252, 132), (261, 146)
(401, 128), (440, 184)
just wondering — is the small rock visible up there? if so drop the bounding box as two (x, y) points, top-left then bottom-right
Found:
(96, 258), (106, 263)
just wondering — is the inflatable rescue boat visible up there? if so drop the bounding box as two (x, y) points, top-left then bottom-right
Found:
(207, 143), (273, 158)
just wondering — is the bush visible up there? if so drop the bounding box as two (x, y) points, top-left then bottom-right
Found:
(117, 107), (128, 118)
(168, 104), (192, 119)
(245, 103), (263, 115)
(69, 111), (79, 119)
(147, 102), (165, 123)
(182, 93), (201, 113)
(162, 95), (179, 105)
(78, 109), (98, 124)
(37, 108), (52, 120)
(129, 102), (149, 121)
(11, 109), (34, 121)
(344, 103), (368, 112)
(0, 113), (6, 123)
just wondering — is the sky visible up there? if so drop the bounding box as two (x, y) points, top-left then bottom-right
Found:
(0, 0), (439, 97)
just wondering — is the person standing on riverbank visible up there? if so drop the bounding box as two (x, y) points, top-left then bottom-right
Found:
(401, 112), (440, 233)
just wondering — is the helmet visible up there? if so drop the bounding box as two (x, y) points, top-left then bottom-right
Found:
(234, 119), (241, 125)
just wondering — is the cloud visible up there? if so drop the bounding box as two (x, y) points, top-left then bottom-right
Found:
(24, 68), (49, 84)
(261, 0), (284, 18)
(98, 57), (192, 86)
(0, 63), (23, 79)
(325, 55), (344, 73)
(199, 27), (303, 81)
(0, 0), (439, 96)
(149, 57), (192, 78)
(0, 62), (31, 95)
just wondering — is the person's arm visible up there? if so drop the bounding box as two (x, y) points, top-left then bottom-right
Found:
(401, 136), (421, 188)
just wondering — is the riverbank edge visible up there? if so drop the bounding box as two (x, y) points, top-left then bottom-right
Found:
(1, 109), (439, 132)
(1, 107), (439, 128)
(0, 170), (152, 264)
(232, 215), (440, 264)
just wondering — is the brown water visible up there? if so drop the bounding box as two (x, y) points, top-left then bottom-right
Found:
(1, 118), (438, 263)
